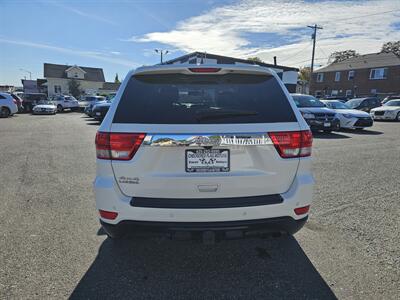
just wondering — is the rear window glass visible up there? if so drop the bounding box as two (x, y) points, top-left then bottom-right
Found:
(113, 74), (296, 124)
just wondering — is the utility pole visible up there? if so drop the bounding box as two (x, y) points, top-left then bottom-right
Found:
(307, 24), (323, 74)
(154, 49), (169, 64)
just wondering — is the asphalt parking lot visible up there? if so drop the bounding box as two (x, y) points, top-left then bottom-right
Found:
(0, 113), (399, 299)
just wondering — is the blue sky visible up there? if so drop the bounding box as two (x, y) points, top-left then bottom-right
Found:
(1, 0), (399, 86)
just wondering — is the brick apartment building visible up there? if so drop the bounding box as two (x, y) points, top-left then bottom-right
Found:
(310, 52), (400, 98)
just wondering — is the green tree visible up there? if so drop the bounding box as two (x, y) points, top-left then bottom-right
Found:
(298, 67), (311, 82)
(329, 50), (359, 63)
(247, 57), (264, 63)
(114, 73), (120, 83)
(68, 79), (81, 98)
(381, 41), (400, 57)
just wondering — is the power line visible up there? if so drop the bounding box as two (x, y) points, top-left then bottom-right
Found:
(331, 8), (400, 23)
(278, 41), (312, 64)
(291, 57), (326, 66)
(316, 44), (329, 59)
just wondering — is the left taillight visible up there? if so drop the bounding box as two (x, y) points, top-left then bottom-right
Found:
(95, 132), (146, 160)
(268, 130), (313, 158)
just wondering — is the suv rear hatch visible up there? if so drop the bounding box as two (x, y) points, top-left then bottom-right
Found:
(102, 67), (308, 199)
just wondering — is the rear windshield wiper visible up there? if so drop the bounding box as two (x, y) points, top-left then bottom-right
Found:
(195, 109), (258, 121)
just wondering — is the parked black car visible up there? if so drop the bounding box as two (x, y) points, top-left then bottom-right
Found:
(291, 94), (340, 132)
(21, 93), (48, 112)
(321, 96), (349, 102)
(92, 100), (112, 121)
(346, 97), (381, 112)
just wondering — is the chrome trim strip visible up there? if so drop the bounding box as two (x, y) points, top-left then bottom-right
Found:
(143, 133), (273, 147)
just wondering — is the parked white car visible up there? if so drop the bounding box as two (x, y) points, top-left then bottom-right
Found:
(0, 92), (18, 118)
(78, 95), (105, 111)
(370, 100), (400, 121)
(321, 100), (373, 129)
(94, 64), (314, 240)
(50, 95), (79, 112)
(32, 100), (57, 115)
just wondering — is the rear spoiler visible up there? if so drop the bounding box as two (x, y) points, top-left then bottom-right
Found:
(133, 64), (276, 76)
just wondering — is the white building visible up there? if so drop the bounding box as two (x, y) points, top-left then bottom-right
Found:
(44, 63), (106, 96)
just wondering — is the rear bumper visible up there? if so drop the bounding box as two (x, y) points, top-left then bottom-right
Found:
(307, 118), (340, 130)
(93, 110), (108, 120)
(372, 114), (396, 120)
(101, 215), (308, 236)
(95, 154), (313, 234)
(32, 111), (55, 115)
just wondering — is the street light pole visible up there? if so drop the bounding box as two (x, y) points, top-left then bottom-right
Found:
(154, 49), (169, 64)
(20, 68), (32, 80)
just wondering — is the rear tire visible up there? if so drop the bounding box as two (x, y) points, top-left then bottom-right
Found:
(0, 107), (10, 118)
(102, 224), (124, 240)
(396, 112), (400, 122)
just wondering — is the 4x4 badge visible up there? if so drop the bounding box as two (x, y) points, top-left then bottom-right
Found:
(118, 176), (139, 184)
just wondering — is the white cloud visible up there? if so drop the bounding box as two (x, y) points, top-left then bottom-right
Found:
(110, 51), (121, 55)
(0, 38), (137, 67)
(131, 0), (400, 67)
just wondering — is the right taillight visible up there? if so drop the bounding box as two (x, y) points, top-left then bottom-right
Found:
(268, 130), (313, 158)
(95, 132), (146, 160)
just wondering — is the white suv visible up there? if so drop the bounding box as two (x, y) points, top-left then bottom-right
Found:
(50, 95), (80, 112)
(0, 92), (18, 118)
(94, 65), (314, 240)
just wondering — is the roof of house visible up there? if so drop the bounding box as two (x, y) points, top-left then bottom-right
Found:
(315, 52), (400, 73)
(163, 51), (298, 72)
(44, 63), (105, 82)
(99, 82), (121, 91)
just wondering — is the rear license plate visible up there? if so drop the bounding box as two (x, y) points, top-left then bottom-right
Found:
(324, 122), (331, 127)
(186, 149), (230, 172)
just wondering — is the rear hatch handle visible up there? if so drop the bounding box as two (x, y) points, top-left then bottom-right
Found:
(198, 184), (219, 192)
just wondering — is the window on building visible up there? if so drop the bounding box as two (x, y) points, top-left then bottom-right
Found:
(370, 89), (377, 95)
(315, 90), (322, 97)
(331, 90), (338, 96)
(316, 73), (324, 82)
(54, 85), (62, 94)
(348, 70), (355, 80)
(370, 68), (387, 80)
(334, 72), (341, 82)
(345, 90), (352, 97)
